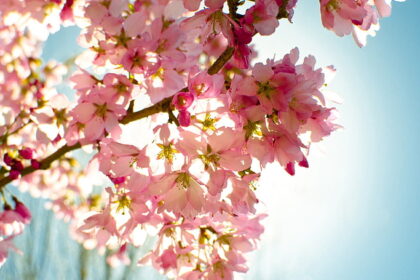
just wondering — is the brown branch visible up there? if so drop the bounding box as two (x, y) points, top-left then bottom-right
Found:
(0, 143), (81, 188)
(0, 45), (235, 189)
(277, 0), (290, 19)
(0, 98), (172, 188)
(120, 96), (172, 124)
(207, 47), (235, 75)
(227, 0), (240, 20)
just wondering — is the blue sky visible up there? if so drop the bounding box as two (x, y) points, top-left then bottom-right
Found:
(1, 1), (420, 279)
(248, 0), (420, 279)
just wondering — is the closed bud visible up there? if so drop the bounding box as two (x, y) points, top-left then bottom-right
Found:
(19, 148), (33, 160)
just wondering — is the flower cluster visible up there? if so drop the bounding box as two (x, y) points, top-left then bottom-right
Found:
(0, 0), (403, 278)
(320, 0), (405, 46)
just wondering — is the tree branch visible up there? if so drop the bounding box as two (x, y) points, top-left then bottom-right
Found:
(0, 143), (82, 188)
(207, 47), (235, 75)
(277, 0), (290, 19)
(0, 44), (235, 189)
(227, 0), (240, 20)
(120, 96), (172, 124)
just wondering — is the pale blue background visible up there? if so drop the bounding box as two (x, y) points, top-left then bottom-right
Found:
(1, 0), (419, 279)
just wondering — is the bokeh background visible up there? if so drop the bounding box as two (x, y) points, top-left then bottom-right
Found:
(1, 0), (419, 279)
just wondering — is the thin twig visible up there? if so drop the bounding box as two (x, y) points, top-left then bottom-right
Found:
(277, 0), (290, 19)
(227, 0), (240, 20)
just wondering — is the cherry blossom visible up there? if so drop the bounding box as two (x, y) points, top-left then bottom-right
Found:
(0, 0), (403, 276)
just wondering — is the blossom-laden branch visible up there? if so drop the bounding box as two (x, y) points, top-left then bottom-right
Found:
(120, 96), (173, 125)
(0, 0), (401, 276)
(0, 45), (235, 189)
(0, 143), (81, 188)
(0, 98), (171, 188)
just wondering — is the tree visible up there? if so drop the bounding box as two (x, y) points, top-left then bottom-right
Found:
(0, 0), (403, 279)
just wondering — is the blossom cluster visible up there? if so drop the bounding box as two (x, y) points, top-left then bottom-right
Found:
(320, 0), (405, 46)
(0, 0), (402, 278)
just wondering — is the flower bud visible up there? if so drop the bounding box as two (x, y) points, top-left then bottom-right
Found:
(19, 148), (33, 160)
(178, 110), (191, 127)
(285, 162), (295, 176)
(111, 176), (126, 185)
(298, 157), (309, 168)
(3, 153), (13, 166)
(31, 159), (41, 169)
(12, 160), (24, 171)
(9, 170), (20, 180)
(13, 199), (32, 224)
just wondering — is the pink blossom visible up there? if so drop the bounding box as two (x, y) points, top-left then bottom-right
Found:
(149, 171), (207, 217)
(107, 243), (130, 267)
(228, 174), (259, 214)
(0, 236), (21, 267)
(97, 140), (150, 178)
(243, 0), (280, 36)
(188, 71), (224, 98)
(69, 92), (126, 142)
(78, 207), (118, 247)
(120, 39), (160, 76)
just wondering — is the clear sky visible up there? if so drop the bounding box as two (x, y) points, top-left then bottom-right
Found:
(1, 1), (420, 279)
(247, 0), (420, 279)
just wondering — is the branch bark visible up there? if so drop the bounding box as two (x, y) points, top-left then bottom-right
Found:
(227, 0), (240, 20)
(207, 47), (235, 75)
(120, 96), (172, 124)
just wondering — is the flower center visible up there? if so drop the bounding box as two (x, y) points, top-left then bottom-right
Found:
(257, 81), (276, 99)
(244, 120), (263, 139)
(157, 143), (178, 163)
(175, 172), (191, 189)
(199, 113), (218, 132)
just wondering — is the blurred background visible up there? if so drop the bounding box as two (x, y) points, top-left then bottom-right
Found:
(1, 0), (419, 279)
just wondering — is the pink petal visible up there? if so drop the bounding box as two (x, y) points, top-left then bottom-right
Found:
(85, 117), (105, 140)
(253, 62), (274, 82)
(109, 142), (139, 156)
(72, 103), (96, 123)
(219, 150), (251, 171)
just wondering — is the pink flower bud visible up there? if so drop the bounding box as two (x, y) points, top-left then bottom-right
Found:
(111, 176), (126, 184)
(298, 157), (309, 168)
(178, 110), (191, 127)
(172, 92), (194, 110)
(31, 159), (41, 169)
(285, 162), (295, 176)
(12, 161), (24, 171)
(53, 134), (62, 144)
(19, 148), (33, 159)
(60, 0), (75, 21)
(35, 90), (43, 100)
(9, 170), (20, 180)
(3, 153), (13, 166)
(13, 200), (32, 224)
